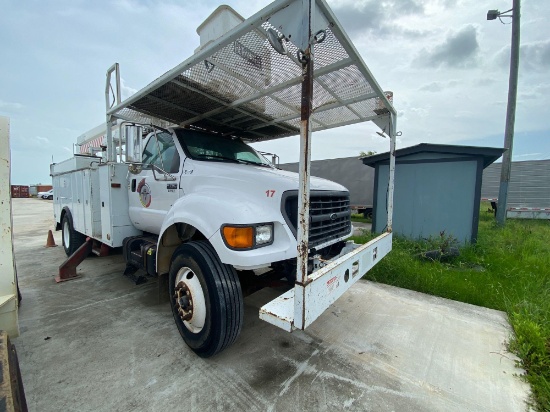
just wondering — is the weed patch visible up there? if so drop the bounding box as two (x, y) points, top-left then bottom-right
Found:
(351, 213), (372, 224)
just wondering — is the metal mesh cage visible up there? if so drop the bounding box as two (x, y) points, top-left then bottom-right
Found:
(109, 0), (394, 142)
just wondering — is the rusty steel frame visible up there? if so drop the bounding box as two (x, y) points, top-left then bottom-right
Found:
(56, 238), (93, 283)
(291, 0), (396, 331)
(296, 0), (314, 288)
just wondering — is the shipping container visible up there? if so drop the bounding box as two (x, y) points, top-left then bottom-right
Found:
(10, 185), (29, 198)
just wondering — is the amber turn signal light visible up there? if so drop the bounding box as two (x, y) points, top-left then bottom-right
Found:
(222, 226), (254, 249)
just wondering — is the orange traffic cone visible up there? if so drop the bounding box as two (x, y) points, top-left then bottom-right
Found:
(45, 230), (57, 247)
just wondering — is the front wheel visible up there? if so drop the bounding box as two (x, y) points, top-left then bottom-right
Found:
(61, 213), (86, 256)
(169, 241), (243, 358)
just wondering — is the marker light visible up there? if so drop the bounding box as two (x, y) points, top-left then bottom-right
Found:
(222, 223), (274, 250)
(222, 226), (254, 249)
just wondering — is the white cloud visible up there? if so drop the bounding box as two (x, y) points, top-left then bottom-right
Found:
(520, 40), (550, 71)
(414, 25), (480, 68)
(493, 39), (550, 72)
(35, 136), (50, 144)
(121, 78), (138, 100)
(331, 0), (431, 38)
(0, 100), (23, 112)
(419, 80), (460, 92)
(516, 153), (542, 158)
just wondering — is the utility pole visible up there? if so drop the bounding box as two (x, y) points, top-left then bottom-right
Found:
(490, 0), (521, 225)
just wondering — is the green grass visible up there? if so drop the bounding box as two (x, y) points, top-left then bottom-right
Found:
(351, 213), (372, 224)
(352, 205), (550, 411)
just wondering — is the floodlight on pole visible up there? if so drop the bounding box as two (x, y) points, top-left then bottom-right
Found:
(487, 0), (520, 225)
(487, 10), (499, 20)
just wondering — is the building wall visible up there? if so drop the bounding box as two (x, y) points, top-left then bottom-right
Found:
(481, 159), (550, 208)
(374, 158), (480, 243)
(280, 156), (375, 207)
(0, 116), (19, 337)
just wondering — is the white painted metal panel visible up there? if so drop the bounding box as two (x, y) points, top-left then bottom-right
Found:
(260, 232), (392, 331)
(71, 170), (86, 235)
(82, 169), (92, 235)
(99, 163), (141, 246)
(0, 116), (19, 337)
(51, 156), (102, 230)
(90, 168), (102, 237)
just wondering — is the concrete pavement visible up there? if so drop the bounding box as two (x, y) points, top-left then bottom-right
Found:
(12, 198), (530, 411)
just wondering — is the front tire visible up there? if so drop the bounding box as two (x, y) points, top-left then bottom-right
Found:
(169, 241), (243, 358)
(61, 213), (86, 256)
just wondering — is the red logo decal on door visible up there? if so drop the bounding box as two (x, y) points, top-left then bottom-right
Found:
(137, 178), (152, 208)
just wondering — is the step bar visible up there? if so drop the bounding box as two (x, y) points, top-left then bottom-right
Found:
(260, 232), (392, 331)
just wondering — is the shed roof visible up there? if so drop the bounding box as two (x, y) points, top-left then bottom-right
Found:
(361, 143), (505, 169)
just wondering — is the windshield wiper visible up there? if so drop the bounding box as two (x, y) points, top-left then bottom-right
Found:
(235, 159), (271, 168)
(196, 154), (240, 163)
(196, 154), (271, 167)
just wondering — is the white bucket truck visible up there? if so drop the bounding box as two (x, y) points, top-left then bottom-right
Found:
(51, 0), (397, 357)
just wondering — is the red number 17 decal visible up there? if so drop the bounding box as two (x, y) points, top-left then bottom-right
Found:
(266, 190), (276, 197)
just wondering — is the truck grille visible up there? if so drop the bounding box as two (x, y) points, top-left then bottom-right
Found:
(282, 191), (352, 248)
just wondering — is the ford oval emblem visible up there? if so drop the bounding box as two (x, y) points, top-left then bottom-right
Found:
(330, 213), (337, 221)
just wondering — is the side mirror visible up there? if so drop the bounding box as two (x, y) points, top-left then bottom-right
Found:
(152, 165), (176, 181)
(125, 125), (142, 163)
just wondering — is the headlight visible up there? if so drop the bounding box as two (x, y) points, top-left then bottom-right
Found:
(221, 223), (274, 250)
(255, 224), (273, 246)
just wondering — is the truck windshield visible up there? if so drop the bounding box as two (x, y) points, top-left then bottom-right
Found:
(175, 129), (272, 167)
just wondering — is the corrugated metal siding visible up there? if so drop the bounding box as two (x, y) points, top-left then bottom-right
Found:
(481, 160), (550, 208)
(280, 157), (374, 207)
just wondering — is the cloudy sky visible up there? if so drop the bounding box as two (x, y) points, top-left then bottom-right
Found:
(1, 0), (549, 185)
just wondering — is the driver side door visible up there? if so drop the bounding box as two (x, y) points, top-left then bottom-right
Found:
(128, 131), (182, 234)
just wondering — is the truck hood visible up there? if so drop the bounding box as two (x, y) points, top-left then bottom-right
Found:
(185, 161), (347, 194)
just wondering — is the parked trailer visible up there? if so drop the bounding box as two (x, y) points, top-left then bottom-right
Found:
(280, 156), (375, 218)
(481, 159), (550, 219)
(51, 0), (397, 357)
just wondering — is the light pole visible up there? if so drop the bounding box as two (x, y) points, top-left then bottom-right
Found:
(487, 1), (520, 225)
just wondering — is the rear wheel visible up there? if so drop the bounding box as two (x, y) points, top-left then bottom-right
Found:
(169, 241), (243, 358)
(61, 213), (86, 256)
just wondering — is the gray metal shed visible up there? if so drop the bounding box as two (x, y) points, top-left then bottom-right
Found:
(362, 144), (504, 243)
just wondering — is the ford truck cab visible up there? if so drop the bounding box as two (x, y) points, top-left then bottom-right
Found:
(129, 127), (351, 272)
